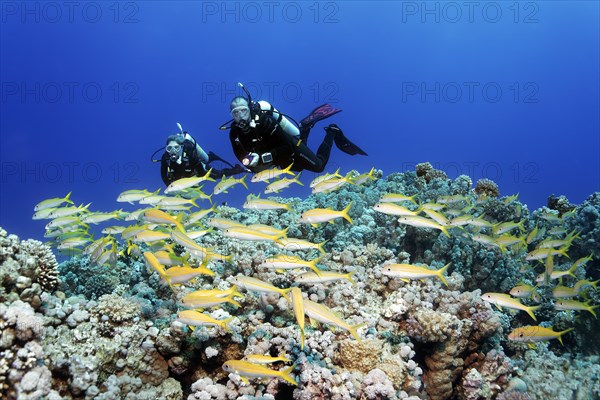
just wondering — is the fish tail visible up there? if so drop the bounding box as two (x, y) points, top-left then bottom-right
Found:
(348, 322), (366, 341)
(278, 364), (297, 386)
(558, 327), (575, 345)
(284, 163), (295, 177)
(345, 271), (357, 285)
(230, 285), (244, 299)
(308, 259), (322, 276)
(341, 202), (353, 224)
(440, 226), (450, 238)
(295, 172), (304, 186)
(220, 316), (234, 333)
(526, 305), (541, 321)
(587, 305), (599, 318)
(226, 293), (241, 307)
(281, 288), (292, 302)
(318, 240), (328, 254)
(174, 214), (186, 233)
(239, 174), (248, 189)
(64, 191), (74, 204)
(437, 263), (451, 287)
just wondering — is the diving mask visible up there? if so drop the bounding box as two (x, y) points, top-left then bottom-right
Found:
(231, 105), (250, 125)
(166, 144), (182, 160)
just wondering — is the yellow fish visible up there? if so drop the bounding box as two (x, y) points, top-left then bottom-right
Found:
(141, 209), (185, 232)
(309, 168), (342, 188)
(352, 167), (377, 185)
(243, 195), (291, 211)
(276, 238), (327, 254)
(294, 270), (356, 286)
(381, 263), (450, 286)
(290, 287), (305, 349)
(213, 175), (248, 195)
(176, 309), (233, 332)
(251, 163), (295, 183)
(164, 265), (215, 284)
(222, 360), (296, 386)
(264, 173), (304, 194)
(34, 192), (73, 211)
(379, 193), (418, 204)
(164, 169), (215, 194)
(372, 203), (420, 217)
(223, 226), (284, 243)
(481, 293), (541, 320)
(242, 353), (292, 364)
(259, 255), (322, 275)
(554, 299), (598, 318)
(299, 202), (353, 226)
(397, 215), (450, 237)
(508, 325), (573, 348)
(303, 299), (364, 341)
(229, 275), (291, 301)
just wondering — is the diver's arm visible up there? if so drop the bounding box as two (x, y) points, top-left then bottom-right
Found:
(257, 100), (299, 139)
(229, 130), (248, 164)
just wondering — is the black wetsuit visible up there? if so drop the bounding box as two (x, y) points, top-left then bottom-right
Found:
(160, 140), (244, 186)
(229, 111), (336, 173)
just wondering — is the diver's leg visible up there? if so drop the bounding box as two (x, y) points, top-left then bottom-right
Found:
(299, 104), (342, 143)
(292, 128), (336, 173)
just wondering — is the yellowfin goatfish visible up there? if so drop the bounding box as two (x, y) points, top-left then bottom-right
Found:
(509, 283), (539, 299)
(223, 226), (284, 244)
(535, 263), (578, 283)
(299, 202), (353, 226)
(303, 299), (364, 341)
(117, 189), (160, 204)
(182, 286), (243, 300)
(309, 168), (342, 188)
(132, 230), (171, 244)
(251, 163), (295, 183)
(290, 287), (305, 349)
(164, 169), (215, 194)
(222, 360), (297, 386)
(264, 173), (304, 194)
(247, 224), (288, 237)
(164, 265), (215, 284)
(242, 353), (292, 364)
(381, 263), (449, 286)
(353, 167), (377, 185)
(47, 203), (91, 219)
(180, 293), (241, 308)
(213, 175), (248, 195)
(170, 230), (213, 260)
(311, 175), (353, 194)
(138, 194), (169, 205)
(229, 275), (291, 301)
(141, 209), (185, 232)
(508, 325), (573, 347)
(32, 207), (59, 220)
(276, 238), (327, 254)
(176, 309), (233, 332)
(45, 216), (84, 230)
(34, 192), (73, 211)
(397, 215), (450, 237)
(153, 251), (190, 266)
(80, 210), (124, 225)
(185, 205), (217, 226)
(259, 255), (323, 275)
(156, 197), (198, 208)
(243, 195), (291, 211)
(493, 221), (524, 236)
(525, 247), (569, 261)
(205, 217), (244, 230)
(481, 293), (540, 320)
(372, 203), (420, 217)
(554, 299), (599, 318)
(379, 193), (418, 204)
(294, 270), (356, 285)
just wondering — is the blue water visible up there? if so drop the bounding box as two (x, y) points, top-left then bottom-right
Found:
(1, 1), (599, 242)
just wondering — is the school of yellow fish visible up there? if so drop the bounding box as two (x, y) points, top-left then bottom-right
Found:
(33, 165), (598, 386)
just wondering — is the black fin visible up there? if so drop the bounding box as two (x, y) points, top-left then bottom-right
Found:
(326, 124), (368, 156)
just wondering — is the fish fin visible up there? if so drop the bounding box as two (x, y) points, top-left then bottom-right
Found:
(348, 322), (366, 341)
(188, 325), (195, 332)
(311, 223), (319, 228)
(283, 163), (295, 177)
(527, 343), (536, 350)
(279, 364), (298, 386)
(345, 271), (357, 285)
(436, 263), (451, 287)
(239, 174), (248, 189)
(341, 201), (353, 224)
(526, 305), (542, 321)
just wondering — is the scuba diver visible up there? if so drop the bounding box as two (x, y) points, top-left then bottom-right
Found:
(221, 83), (367, 173)
(153, 123), (247, 186)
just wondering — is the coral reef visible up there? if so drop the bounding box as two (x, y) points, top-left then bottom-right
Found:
(4, 164), (599, 399)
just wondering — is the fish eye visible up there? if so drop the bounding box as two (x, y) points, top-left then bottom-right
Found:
(519, 333), (523, 337)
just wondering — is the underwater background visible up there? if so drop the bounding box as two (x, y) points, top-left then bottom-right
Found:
(1, 1), (600, 400)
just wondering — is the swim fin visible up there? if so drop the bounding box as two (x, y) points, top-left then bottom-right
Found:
(300, 104), (342, 129)
(326, 124), (368, 156)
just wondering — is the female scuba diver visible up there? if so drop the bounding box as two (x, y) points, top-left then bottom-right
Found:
(154, 123), (247, 186)
(222, 82), (367, 174)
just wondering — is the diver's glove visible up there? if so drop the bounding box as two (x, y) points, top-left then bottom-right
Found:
(242, 152), (259, 167)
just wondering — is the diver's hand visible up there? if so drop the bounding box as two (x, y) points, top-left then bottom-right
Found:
(242, 153), (259, 167)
